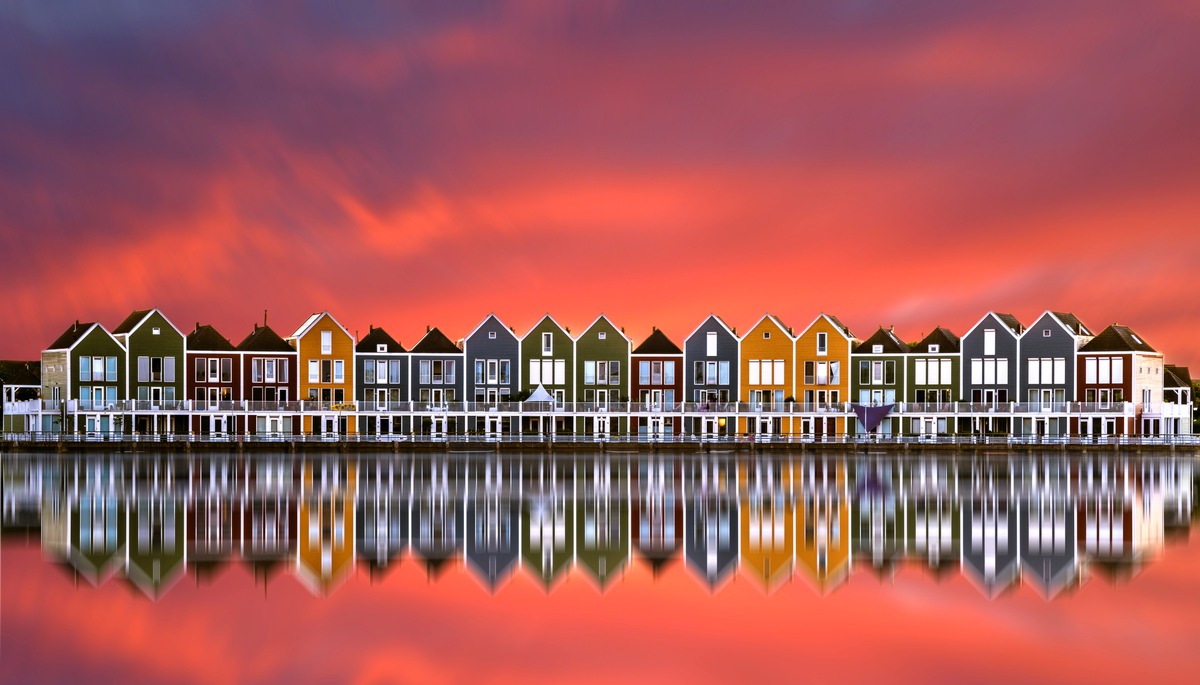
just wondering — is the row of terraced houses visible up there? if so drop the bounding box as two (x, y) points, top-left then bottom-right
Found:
(0, 308), (1193, 441)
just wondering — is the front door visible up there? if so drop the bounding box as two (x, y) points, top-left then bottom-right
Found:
(594, 415), (610, 440)
(323, 416), (337, 437)
(757, 417), (773, 439)
(702, 417), (720, 440)
(486, 416), (501, 439)
(649, 416), (663, 441)
(430, 416), (446, 439)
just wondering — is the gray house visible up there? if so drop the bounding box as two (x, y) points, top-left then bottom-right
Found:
(1017, 311), (1092, 437)
(355, 326), (408, 437)
(961, 312), (1024, 435)
(463, 314), (520, 437)
(682, 314), (739, 439)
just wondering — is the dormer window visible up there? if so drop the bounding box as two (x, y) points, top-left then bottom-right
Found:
(1043, 329), (1052, 337)
(872, 345), (883, 354)
(376, 344), (387, 353)
(928, 344), (939, 353)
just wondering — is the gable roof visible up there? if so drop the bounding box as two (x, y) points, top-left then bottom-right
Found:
(356, 326), (406, 353)
(289, 311), (351, 341)
(1049, 311), (1091, 337)
(47, 321), (98, 350)
(798, 313), (857, 342)
(410, 327), (461, 354)
(744, 313), (795, 341)
(1164, 365), (1192, 388)
(854, 327), (911, 354)
(236, 324), (295, 353)
(684, 313), (737, 342)
(522, 314), (571, 340)
(0, 360), (40, 386)
(632, 328), (682, 355)
(578, 313), (631, 342)
(186, 324), (236, 352)
(910, 327), (960, 354)
(964, 311), (1025, 340)
(463, 313), (517, 344)
(1080, 324), (1158, 354)
(112, 309), (152, 335)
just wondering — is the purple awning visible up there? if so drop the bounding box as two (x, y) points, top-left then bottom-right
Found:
(851, 403), (895, 432)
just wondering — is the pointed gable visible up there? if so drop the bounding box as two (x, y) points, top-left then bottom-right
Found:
(910, 327), (959, 354)
(1050, 311), (1091, 337)
(995, 313), (1025, 336)
(186, 324), (236, 352)
(854, 327), (910, 354)
(112, 309), (152, 335)
(685, 313), (737, 342)
(464, 313), (517, 344)
(1164, 365), (1191, 388)
(578, 313), (630, 343)
(1080, 324), (1157, 353)
(236, 324), (294, 352)
(356, 326), (406, 353)
(411, 327), (461, 354)
(47, 321), (98, 350)
(633, 328), (682, 355)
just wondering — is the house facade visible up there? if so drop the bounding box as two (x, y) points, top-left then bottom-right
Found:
(905, 327), (961, 437)
(682, 314), (739, 440)
(289, 312), (356, 436)
(739, 314), (795, 438)
(795, 314), (855, 440)
(574, 315), (630, 438)
(41, 321), (126, 435)
(519, 315), (574, 436)
(961, 312), (1024, 435)
(236, 324), (299, 437)
(185, 324), (240, 436)
(850, 327), (909, 436)
(464, 314), (519, 438)
(1017, 311), (1092, 438)
(630, 328), (683, 440)
(1077, 324), (1163, 437)
(409, 326), (464, 437)
(354, 326), (408, 438)
(113, 309), (186, 435)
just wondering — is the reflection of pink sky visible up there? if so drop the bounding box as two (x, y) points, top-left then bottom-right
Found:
(3, 4), (1200, 368)
(4, 540), (1200, 684)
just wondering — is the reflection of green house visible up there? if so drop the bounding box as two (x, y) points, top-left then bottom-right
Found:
(126, 490), (187, 599)
(575, 456), (629, 589)
(904, 458), (961, 572)
(521, 458), (574, 588)
(68, 489), (126, 584)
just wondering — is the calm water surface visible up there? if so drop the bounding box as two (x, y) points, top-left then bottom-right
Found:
(2, 450), (1198, 684)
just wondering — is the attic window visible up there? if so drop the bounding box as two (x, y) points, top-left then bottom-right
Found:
(152, 327), (161, 335)
(872, 345), (883, 354)
(1131, 333), (1143, 344)
(488, 331), (497, 340)
(1043, 329), (1052, 337)
(763, 331), (771, 340)
(928, 344), (939, 353)
(376, 344), (387, 353)
(599, 332), (606, 340)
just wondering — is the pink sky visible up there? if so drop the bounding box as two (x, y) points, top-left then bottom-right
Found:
(2, 2), (1198, 368)
(4, 539), (1200, 684)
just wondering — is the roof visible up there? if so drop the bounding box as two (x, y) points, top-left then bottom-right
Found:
(1080, 324), (1158, 354)
(235, 324), (295, 353)
(410, 327), (461, 354)
(522, 314), (571, 340)
(632, 328), (682, 355)
(112, 309), (152, 335)
(0, 360), (40, 386)
(822, 314), (855, 340)
(289, 311), (351, 341)
(578, 313), (631, 342)
(356, 326), (406, 353)
(464, 313), (517, 343)
(186, 324), (236, 352)
(854, 327), (910, 354)
(995, 313), (1025, 335)
(684, 313), (737, 342)
(1049, 311), (1091, 337)
(910, 327), (960, 354)
(745, 313), (795, 340)
(1164, 365), (1192, 388)
(47, 321), (97, 350)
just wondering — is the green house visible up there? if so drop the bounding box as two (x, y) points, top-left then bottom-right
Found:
(113, 309), (186, 435)
(519, 315), (575, 436)
(41, 321), (127, 434)
(573, 314), (630, 437)
(850, 327), (909, 436)
(904, 327), (961, 436)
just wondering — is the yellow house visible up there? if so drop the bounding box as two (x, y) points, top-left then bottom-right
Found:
(296, 458), (357, 594)
(796, 457), (852, 593)
(739, 314), (796, 437)
(795, 313), (857, 439)
(738, 456), (794, 590)
(288, 311), (356, 436)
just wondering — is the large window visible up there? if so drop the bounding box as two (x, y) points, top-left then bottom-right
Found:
(320, 330), (332, 355)
(542, 333), (553, 355)
(746, 360), (785, 386)
(1027, 358), (1065, 385)
(983, 329), (996, 356)
(706, 332), (717, 357)
(816, 332), (828, 355)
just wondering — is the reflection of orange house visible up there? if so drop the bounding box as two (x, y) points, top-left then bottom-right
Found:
(288, 311), (356, 436)
(795, 314), (857, 438)
(796, 458), (851, 592)
(738, 457), (793, 589)
(739, 315), (796, 437)
(296, 459), (356, 594)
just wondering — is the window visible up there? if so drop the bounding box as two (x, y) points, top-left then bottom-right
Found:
(265, 359), (276, 383)
(817, 332), (827, 355)
(830, 361), (840, 385)
(598, 332), (606, 340)
(80, 356), (92, 382)
(816, 362), (828, 385)
(529, 359), (541, 385)
(209, 358), (220, 382)
(542, 333), (553, 355)
(321, 330), (332, 354)
(884, 360), (897, 384)
(152, 327), (160, 335)
(554, 360), (565, 385)
(377, 344), (387, 353)
(584, 361), (596, 385)
(445, 360), (456, 384)
(707, 361), (718, 385)
(706, 332), (717, 357)
(308, 360), (319, 383)
(196, 358), (207, 382)
(718, 361), (729, 385)
(365, 363), (377, 384)
(1043, 329), (1052, 338)
(376, 360), (386, 385)
(872, 344), (883, 354)
(763, 331), (771, 340)
(872, 361), (883, 384)
(639, 361), (650, 385)
(321, 359), (332, 383)
(916, 360), (927, 385)
(106, 356), (117, 382)
(597, 361), (608, 385)
(773, 360), (785, 386)
(150, 357), (163, 382)
(664, 361), (674, 385)
(475, 360), (485, 385)
(609, 361), (620, 385)
(983, 329), (996, 356)
(164, 357), (175, 383)
(138, 356), (149, 383)
(859, 361), (870, 385)
(651, 361), (662, 385)
(928, 344), (939, 353)
(221, 357), (233, 382)
(432, 360), (444, 384)
(488, 331), (497, 340)
(804, 361), (815, 385)
(334, 360), (344, 383)
(499, 360), (510, 384)
(389, 360), (401, 384)
(487, 360), (498, 384)
(89, 356), (103, 382)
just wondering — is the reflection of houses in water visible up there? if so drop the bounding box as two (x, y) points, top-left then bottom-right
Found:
(905, 458), (959, 571)
(522, 457), (573, 588)
(67, 457), (127, 584)
(187, 456), (242, 582)
(1018, 456), (1079, 598)
(683, 455), (738, 589)
(739, 457), (793, 590)
(296, 458), (356, 593)
(962, 458), (1020, 597)
(1078, 456), (1164, 581)
(465, 456), (520, 590)
(797, 457), (850, 592)
(355, 456), (410, 577)
(853, 457), (900, 578)
(242, 457), (296, 584)
(412, 457), (464, 576)
(633, 456), (682, 572)
(576, 456), (629, 588)
(126, 457), (187, 598)
(1147, 457), (1192, 537)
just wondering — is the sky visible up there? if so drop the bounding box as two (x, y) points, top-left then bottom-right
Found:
(5, 537), (1200, 685)
(2, 1), (1198, 368)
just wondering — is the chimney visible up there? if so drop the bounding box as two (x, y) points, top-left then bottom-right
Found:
(196, 322), (200, 332)
(263, 309), (268, 327)
(426, 325), (431, 333)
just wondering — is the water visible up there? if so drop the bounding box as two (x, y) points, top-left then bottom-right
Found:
(2, 450), (1198, 684)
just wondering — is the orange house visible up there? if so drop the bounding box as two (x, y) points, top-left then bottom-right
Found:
(289, 311), (356, 436)
(795, 313), (857, 439)
(738, 456), (794, 590)
(796, 457), (851, 593)
(296, 458), (357, 594)
(738, 314), (796, 437)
